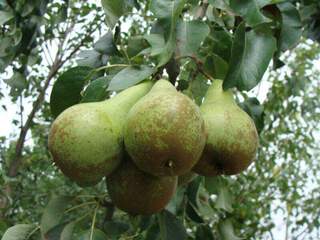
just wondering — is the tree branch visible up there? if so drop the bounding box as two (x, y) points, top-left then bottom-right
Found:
(7, 23), (93, 177)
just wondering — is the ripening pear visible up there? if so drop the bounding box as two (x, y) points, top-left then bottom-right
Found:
(48, 81), (153, 186)
(124, 80), (206, 177)
(106, 158), (177, 215)
(193, 80), (259, 176)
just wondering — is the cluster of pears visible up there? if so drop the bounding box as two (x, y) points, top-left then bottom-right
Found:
(48, 79), (259, 215)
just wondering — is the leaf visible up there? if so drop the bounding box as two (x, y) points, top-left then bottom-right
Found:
(239, 97), (265, 133)
(50, 66), (92, 118)
(0, 10), (14, 25)
(229, 0), (271, 27)
(166, 187), (186, 214)
(4, 72), (27, 94)
(218, 220), (242, 240)
(44, 222), (75, 240)
(176, 20), (210, 57)
(149, 0), (187, 67)
(196, 184), (215, 218)
(108, 65), (154, 91)
(127, 36), (148, 58)
(94, 32), (118, 55)
(209, 29), (233, 62)
(144, 34), (166, 56)
(2, 224), (37, 240)
(215, 187), (233, 212)
(101, 0), (134, 28)
(208, 0), (232, 11)
(189, 75), (209, 106)
(157, 210), (188, 240)
(103, 221), (130, 237)
(277, 2), (302, 51)
(40, 195), (72, 237)
(195, 225), (215, 240)
(223, 23), (276, 91)
(77, 50), (105, 68)
(81, 76), (112, 103)
(203, 54), (229, 80)
(79, 229), (108, 240)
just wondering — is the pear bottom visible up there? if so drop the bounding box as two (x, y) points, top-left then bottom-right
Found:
(107, 159), (177, 215)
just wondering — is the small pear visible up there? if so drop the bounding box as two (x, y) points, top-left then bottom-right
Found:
(106, 158), (177, 215)
(124, 80), (206, 177)
(48, 81), (153, 186)
(193, 80), (259, 176)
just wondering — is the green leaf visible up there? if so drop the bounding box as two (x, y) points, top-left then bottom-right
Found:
(203, 54), (229, 80)
(196, 184), (215, 218)
(101, 0), (134, 28)
(144, 34), (166, 56)
(0, 10), (14, 25)
(223, 23), (276, 91)
(44, 222), (75, 240)
(103, 221), (130, 237)
(127, 36), (148, 58)
(77, 50), (105, 68)
(218, 220), (242, 240)
(2, 224), (37, 240)
(50, 66), (92, 118)
(277, 3), (302, 51)
(40, 195), (72, 237)
(189, 75), (209, 106)
(208, 0), (232, 11)
(149, 0), (187, 67)
(4, 72), (27, 93)
(229, 0), (271, 27)
(195, 225), (215, 240)
(108, 65), (154, 91)
(158, 210), (188, 240)
(176, 20), (210, 57)
(239, 97), (265, 133)
(215, 187), (233, 212)
(94, 32), (118, 55)
(81, 76), (112, 103)
(79, 229), (108, 240)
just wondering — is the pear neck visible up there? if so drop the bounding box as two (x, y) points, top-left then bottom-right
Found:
(105, 81), (153, 110)
(150, 80), (176, 94)
(202, 80), (235, 106)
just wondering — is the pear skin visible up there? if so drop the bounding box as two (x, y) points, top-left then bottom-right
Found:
(124, 80), (206, 177)
(48, 81), (153, 186)
(106, 159), (177, 215)
(193, 80), (259, 176)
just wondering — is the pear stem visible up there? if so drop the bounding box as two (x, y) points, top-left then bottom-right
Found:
(202, 80), (234, 105)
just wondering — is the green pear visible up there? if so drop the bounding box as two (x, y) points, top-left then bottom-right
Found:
(124, 80), (206, 177)
(193, 80), (259, 176)
(48, 81), (153, 186)
(106, 158), (177, 215)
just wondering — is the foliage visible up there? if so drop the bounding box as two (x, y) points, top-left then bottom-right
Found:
(0, 0), (319, 239)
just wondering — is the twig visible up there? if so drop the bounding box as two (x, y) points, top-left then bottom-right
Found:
(89, 205), (99, 240)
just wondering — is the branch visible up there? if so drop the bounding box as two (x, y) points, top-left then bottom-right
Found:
(196, 0), (209, 19)
(7, 23), (93, 177)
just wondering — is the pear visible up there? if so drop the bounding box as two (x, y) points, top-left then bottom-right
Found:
(193, 80), (259, 176)
(48, 81), (153, 186)
(106, 158), (177, 215)
(124, 80), (206, 177)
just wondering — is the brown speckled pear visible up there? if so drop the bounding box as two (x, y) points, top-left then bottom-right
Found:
(193, 80), (259, 176)
(106, 159), (177, 215)
(124, 80), (206, 177)
(48, 81), (153, 187)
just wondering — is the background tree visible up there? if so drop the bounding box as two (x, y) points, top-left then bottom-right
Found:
(0, 0), (319, 239)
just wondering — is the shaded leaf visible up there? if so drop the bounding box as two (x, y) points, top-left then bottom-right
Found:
(108, 65), (154, 91)
(176, 20), (210, 57)
(239, 97), (265, 133)
(79, 229), (108, 240)
(218, 219), (242, 240)
(50, 66), (92, 118)
(277, 2), (302, 51)
(144, 34), (166, 56)
(81, 76), (112, 103)
(44, 221), (75, 240)
(94, 32), (118, 55)
(103, 221), (130, 237)
(0, 10), (14, 25)
(229, 0), (271, 27)
(40, 195), (72, 237)
(195, 225), (215, 240)
(77, 50), (105, 68)
(2, 224), (37, 240)
(158, 210), (187, 240)
(203, 54), (229, 80)
(223, 23), (276, 91)
(101, 0), (134, 28)
(215, 187), (233, 212)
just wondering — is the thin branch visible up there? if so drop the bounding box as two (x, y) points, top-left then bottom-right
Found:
(7, 22), (96, 177)
(196, 0), (209, 19)
(89, 205), (99, 240)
